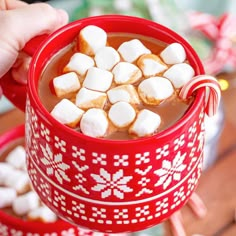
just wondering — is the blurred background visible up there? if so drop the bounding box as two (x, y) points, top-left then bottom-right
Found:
(1, 1), (236, 235)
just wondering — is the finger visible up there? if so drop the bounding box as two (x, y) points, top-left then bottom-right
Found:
(169, 211), (187, 236)
(3, 3), (68, 50)
(11, 52), (31, 85)
(0, 3), (68, 77)
(188, 192), (207, 218)
(0, 0), (27, 10)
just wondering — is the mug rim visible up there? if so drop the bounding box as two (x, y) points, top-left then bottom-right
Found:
(28, 14), (205, 145)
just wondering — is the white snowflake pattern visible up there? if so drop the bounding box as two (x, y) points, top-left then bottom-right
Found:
(154, 151), (187, 189)
(40, 143), (70, 184)
(91, 168), (133, 199)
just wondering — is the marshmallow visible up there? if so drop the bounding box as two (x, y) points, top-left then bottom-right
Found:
(6, 145), (26, 170)
(53, 72), (81, 97)
(83, 67), (113, 92)
(129, 109), (161, 137)
(160, 42), (186, 64)
(12, 191), (40, 216)
(0, 187), (17, 208)
(4, 169), (30, 194)
(78, 25), (107, 56)
(107, 84), (140, 104)
(80, 108), (109, 138)
(0, 163), (14, 185)
(118, 39), (151, 62)
(63, 52), (95, 76)
(163, 63), (195, 89)
(112, 62), (142, 85)
(108, 101), (136, 128)
(138, 76), (174, 105)
(76, 87), (107, 109)
(51, 99), (84, 128)
(137, 54), (168, 77)
(95, 46), (120, 70)
(28, 206), (57, 223)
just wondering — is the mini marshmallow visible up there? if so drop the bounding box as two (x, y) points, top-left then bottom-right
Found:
(28, 206), (57, 223)
(76, 87), (107, 109)
(78, 25), (107, 56)
(112, 62), (142, 85)
(95, 46), (120, 70)
(6, 145), (26, 170)
(163, 63), (195, 88)
(129, 109), (161, 137)
(138, 76), (174, 105)
(4, 169), (30, 194)
(51, 99), (84, 128)
(80, 108), (109, 138)
(0, 163), (14, 185)
(63, 52), (95, 76)
(107, 84), (140, 104)
(0, 187), (17, 208)
(53, 72), (80, 97)
(12, 191), (40, 216)
(83, 67), (113, 92)
(108, 101), (136, 128)
(160, 42), (186, 64)
(118, 39), (151, 62)
(137, 54), (168, 77)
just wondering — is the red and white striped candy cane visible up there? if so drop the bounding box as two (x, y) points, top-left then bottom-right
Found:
(179, 75), (221, 117)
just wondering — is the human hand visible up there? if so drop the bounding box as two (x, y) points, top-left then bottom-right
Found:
(0, 0), (69, 97)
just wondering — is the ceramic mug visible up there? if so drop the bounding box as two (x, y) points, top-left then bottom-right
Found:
(1, 15), (208, 233)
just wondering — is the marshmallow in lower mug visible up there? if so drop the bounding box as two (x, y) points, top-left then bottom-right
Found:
(78, 25), (107, 56)
(0, 187), (17, 208)
(76, 87), (107, 109)
(118, 39), (151, 63)
(107, 84), (140, 104)
(160, 42), (186, 64)
(12, 191), (40, 216)
(95, 46), (120, 70)
(163, 63), (195, 89)
(4, 169), (30, 194)
(63, 52), (95, 76)
(6, 145), (26, 170)
(53, 72), (81, 97)
(83, 67), (113, 92)
(112, 62), (142, 85)
(129, 109), (161, 137)
(108, 101), (136, 128)
(138, 76), (174, 105)
(137, 54), (168, 77)
(51, 99), (84, 128)
(0, 163), (14, 185)
(80, 108), (109, 138)
(27, 206), (57, 223)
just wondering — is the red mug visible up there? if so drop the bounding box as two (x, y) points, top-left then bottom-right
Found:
(0, 125), (120, 236)
(1, 15), (208, 233)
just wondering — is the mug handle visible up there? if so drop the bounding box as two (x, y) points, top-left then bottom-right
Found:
(0, 35), (47, 112)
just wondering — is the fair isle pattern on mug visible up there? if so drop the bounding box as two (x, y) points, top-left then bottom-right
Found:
(25, 98), (205, 233)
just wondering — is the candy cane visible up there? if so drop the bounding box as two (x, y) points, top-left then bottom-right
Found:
(179, 75), (221, 117)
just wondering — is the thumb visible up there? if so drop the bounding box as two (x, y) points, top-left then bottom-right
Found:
(0, 3), (68, 78)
